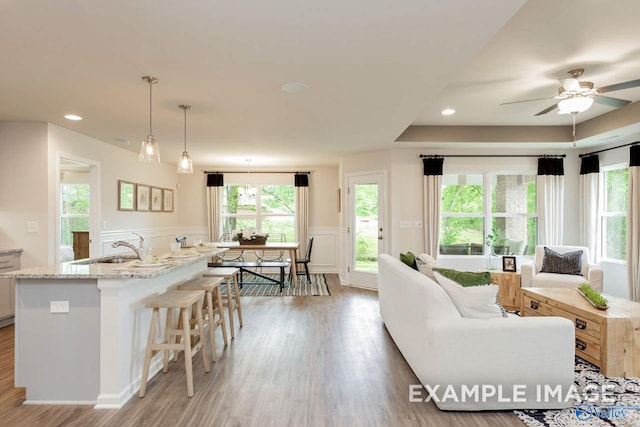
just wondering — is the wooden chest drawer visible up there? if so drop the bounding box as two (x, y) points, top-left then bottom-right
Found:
(575, 331), (601, 364)
(523, 294), (602, 340)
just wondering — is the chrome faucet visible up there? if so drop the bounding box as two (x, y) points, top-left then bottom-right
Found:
(111, 233), (148, 260)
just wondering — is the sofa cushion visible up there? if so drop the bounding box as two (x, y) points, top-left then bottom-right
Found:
(432, 268), (491, 287)
(399, 251), (418, 270)
(433, 271), (505, 319)
(415, 253), (437, 280)
(541, 247), (583, 275)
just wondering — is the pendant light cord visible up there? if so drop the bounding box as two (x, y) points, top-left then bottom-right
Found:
(184, 106), (187, 152)
(149, 78), (153, 134)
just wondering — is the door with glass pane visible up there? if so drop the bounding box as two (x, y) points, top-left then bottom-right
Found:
(348, 173), (386, 289)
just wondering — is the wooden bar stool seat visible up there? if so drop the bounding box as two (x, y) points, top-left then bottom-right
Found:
(139, 289), (210, 398)
(178, 276), (228, 362)
(203, 267), (243, 339)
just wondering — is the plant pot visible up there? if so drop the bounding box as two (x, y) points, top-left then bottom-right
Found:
(577, 289), (608, 310)
(239, 236), (267, 245)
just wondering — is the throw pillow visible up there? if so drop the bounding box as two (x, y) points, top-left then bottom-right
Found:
(432, 268), (491, 287)
(541, 247), (583, 275)
(433, 271), (506, 319)
(415, 253), (437, 280)
(399, 251), (418, 270)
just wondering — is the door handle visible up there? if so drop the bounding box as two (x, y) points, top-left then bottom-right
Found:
(378, 236), (383, 240)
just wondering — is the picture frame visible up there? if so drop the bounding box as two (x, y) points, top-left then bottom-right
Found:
(163, 188), (174, 212)
(118, 180), (136, 211)
(136, 184), (150, 211)
(150, 186), (163, 212)
(502, 255), (517, 272)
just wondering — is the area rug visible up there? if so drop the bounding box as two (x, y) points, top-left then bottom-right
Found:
(220, 273), (331, 296)
(514, 357), (640, 426)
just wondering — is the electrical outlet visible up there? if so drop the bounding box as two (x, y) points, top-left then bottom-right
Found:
(26, 221), (39, 233)
(50, 301), (69, 314)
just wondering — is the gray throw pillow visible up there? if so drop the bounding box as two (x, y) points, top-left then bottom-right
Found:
(540, 247), (583, 275)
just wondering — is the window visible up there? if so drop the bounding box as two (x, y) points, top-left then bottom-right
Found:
(601, 166), (628, 261)
(222, 184), (295, 241)
(439, 173), (537, 256)
(490, 173), (537, 256)
(440, 174), (484, 255)
(60, 184), (90, 247)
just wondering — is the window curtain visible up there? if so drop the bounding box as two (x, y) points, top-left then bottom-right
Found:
(295, 173), (309, 257)
(206, 173), (224, 242)
(628, 145), (640, 301)
(423, 157), (443, 258)
(537, 157), (564, 246)
(579, 155), (600, 263)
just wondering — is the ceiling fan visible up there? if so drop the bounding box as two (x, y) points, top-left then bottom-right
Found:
(501, 68), (640, 116)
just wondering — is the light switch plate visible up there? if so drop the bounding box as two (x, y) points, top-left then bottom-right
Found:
(50, 301), (69, 313)
(400, 220), (413, 229)
(26, 221), (39, 233)
(415, 220), (423, 229)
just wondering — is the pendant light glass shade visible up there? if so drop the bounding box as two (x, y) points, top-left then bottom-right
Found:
(139, 76), (161, 162)
(177, 104), (194, 174)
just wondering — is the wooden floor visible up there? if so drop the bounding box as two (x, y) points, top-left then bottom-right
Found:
(0, 276), (523, 426)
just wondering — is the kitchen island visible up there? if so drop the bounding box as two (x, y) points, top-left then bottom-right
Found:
(0, 249), (225, 408)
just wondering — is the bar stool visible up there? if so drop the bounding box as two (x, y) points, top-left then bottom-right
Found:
(203, 267), (243, 338)
(177, 276), (228, 362)
(139, 290), (210, 398)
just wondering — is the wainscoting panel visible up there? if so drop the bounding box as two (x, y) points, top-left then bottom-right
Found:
(308, 227), (340, 273)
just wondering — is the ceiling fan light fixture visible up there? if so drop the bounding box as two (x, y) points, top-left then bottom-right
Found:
(441, 108), (456, 116)
(557, 96), (593, 114)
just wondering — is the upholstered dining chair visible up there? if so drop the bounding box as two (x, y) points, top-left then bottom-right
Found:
(288, 237), (314, 284)
(216, 232), (244, 262)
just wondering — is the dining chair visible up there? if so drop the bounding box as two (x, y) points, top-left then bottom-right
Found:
(254, 232), (286, 262)
(288, 237), (314, 284)
(216, 232), (244, 262)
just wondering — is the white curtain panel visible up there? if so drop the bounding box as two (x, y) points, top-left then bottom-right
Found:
(579, 155), (600, 263)
(423, 175), (442, 258)
(422, 157), (443, 259)
(206, 186), (222, 242)
(628, 146), (640, 301)
(537, 175), (564, 245)
(295, 176), (309, 257)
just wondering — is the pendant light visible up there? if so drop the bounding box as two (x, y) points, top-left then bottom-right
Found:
(177, 104), (194, 173)
(139, 76), (161, 162)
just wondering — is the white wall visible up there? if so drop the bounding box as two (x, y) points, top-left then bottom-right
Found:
(0, 122), (50, 268)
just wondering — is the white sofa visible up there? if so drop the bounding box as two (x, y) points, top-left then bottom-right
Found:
(378, 254), (575, 411)
(521, 245), (603, 292)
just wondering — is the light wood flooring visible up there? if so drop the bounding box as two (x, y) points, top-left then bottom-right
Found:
(0, 276), (523, 426)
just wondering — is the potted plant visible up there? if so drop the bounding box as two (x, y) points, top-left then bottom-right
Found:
(577, 282), (608, 310)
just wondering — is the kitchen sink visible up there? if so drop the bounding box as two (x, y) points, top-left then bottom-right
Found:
(73, 255), (139, 265)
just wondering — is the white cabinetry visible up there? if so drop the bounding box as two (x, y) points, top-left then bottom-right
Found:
(0, 251), (22, 326)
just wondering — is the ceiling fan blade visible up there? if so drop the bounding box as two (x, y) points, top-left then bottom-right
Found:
(534, 104), (558, 116)
(500, 97), (553, 105)
(594, 95), (631, 108)
(597, 78), (640, 93)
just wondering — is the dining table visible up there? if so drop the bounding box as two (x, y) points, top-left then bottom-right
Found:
(213, 241), (301, 287)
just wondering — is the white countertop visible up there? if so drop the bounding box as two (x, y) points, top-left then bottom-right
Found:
(0, 248), (225, 280)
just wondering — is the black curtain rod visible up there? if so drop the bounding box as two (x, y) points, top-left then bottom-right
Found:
(203, 170), (311, 174)
(419, 154), (566, 158)
(578, 141), (640, 158)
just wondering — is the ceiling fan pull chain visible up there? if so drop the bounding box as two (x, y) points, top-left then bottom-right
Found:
(572, 113), (576, 147)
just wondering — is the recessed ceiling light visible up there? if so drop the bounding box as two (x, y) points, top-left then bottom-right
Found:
(441, 108), (455, 116)
(64, 114), (82, 121)
(281, 82), (309, 94)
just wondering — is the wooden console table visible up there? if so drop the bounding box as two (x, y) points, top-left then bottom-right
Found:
(521, 287), (640, 377)
(490, 271), (521, 311)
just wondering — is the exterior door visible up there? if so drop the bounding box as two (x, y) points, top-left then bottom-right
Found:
(347, 172), (386, 289)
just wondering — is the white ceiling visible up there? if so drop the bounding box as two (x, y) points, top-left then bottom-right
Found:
(1, 0), (639, 168)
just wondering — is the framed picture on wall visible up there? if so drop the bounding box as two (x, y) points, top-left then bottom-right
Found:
(163, 189), (174, 212)
(150, 187), (163, 212)
(136, 184), (150, 211)
(118, 180), (136, 211)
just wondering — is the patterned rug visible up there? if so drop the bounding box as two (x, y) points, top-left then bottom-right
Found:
(515, 357), (640, 426)
(220, 273), (331, 296)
